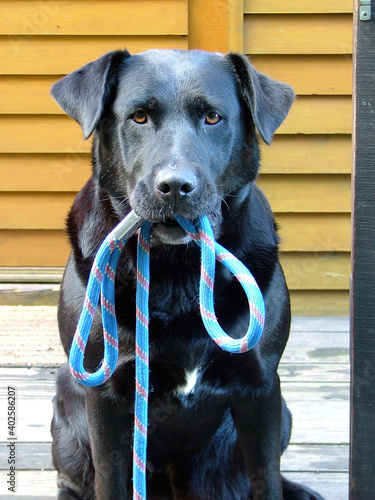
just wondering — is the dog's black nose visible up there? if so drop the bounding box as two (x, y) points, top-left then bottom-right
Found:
(155, 168), (197, 205)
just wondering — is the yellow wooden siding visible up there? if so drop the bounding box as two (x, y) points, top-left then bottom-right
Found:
(0, 1), (187, 35)
(0, 1), (352, 314)
(289, 291), (349, 316)
(0, 231), (69, 267)
(244, 15), (353, 55)
(260, 136), (351, 174)
(245, 3), (352, 314)
(0, 97), (352, 154)
(0, 1), (189, 275)
(0, 212), (351, 265)
(257, 175), (351, 213)
(0, 193), (75, 230)
(281, 252), (350, 290)
(0, 135), (351, 193)
(0, 154), (91, 192)
(0, 176), (351, 231)
(0, 211), (351, 253)
(0, 36), (188, 75)
(244, 0), (353, 14)
(250, 55), (352, 95)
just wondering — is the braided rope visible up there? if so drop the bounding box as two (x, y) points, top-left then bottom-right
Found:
(133, 221), (150, 500)
(69, 211), (265, 499)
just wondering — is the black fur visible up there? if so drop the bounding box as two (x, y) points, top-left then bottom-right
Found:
(51, 49), (324, 500)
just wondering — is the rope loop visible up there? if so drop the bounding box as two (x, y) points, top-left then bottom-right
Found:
(173, 215), (265, 353)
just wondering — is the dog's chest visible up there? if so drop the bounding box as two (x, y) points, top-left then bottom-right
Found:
(175, 367), (200, 395)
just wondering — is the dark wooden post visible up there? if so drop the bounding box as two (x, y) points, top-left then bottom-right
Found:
(350, 0), (375, 497)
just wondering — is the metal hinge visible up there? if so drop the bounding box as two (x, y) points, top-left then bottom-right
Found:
(360, 0), (371, 21)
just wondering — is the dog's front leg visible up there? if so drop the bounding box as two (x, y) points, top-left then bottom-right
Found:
(232, 374), (283, 500)
(85, 387), (133, 500)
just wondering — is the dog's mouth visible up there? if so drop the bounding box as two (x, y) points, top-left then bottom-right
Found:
(151, 216), (190, 245)
(149, 212), (222, 246)
(160, 217), (180, 228)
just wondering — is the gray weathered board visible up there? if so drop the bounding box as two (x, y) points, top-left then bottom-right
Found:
(0, 309), (349, 499)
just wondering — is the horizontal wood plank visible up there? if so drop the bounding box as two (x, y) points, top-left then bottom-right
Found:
(0, 470), (56, 497)
(281, 340), (349, 363)
(0, 249), (351, 292)
(3, 98), (353, 137)
(282, 444), (349, 472)
(244, 14), (353, 55)
(260, 135), (351, 174)
(0, 136), (352, 192)
(0, 58), (353, 116)
(281, 252), (350, 290)
(0, 36), (188, 75)
(0, 320), (63, 364)
(0, 174), (351, 230)
(289, 290), (349, 316)
(0, 470), (348, 500)
(282, 382), (349, 443)
(0, 309), (61, 366)
(0, 76), (67, 115)
(0, 115), (90, 153)
(276, 213), (351, 252)
(0, 93), (352, 137)
(0, 193), (75, 229)
(279, 364), (350, 383)
(0, 442), (53, 470)
(0, 154), (91, 191)
(0, 267), (63, 283)
(0, 100), (352, 154)
(280, 96), (352, 135)
(290, 316), (349, 332)
(0, 249), (350, 291)
(0, 284), (59, 306)
(0, 366), (58, 381)
(0, 470), (349, 500)
(0, 230), (69, 266)
(244, 0), (353, 14)
(283, 472), (348, 500)
(282, 326), (349, 363)
(0, 441), (350, 473)
(0, 250), (350, 292)
(257, 174), (351, 213)
(0, 383), (348, 443)
(0, 211), (351, 266)
(250, 55), (352, 95)
(0, 0), (187, 36)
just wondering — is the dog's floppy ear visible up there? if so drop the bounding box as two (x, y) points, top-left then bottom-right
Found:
(226, 53), (295, 145)
(51, 49), (131, 139)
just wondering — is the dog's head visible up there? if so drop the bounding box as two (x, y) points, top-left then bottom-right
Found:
(52, 49), (294, 244)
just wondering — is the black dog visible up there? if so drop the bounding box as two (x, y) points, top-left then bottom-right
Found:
(51, 49), (324, 500)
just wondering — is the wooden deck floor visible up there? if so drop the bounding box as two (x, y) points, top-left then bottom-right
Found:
(0, 307), (350, 499)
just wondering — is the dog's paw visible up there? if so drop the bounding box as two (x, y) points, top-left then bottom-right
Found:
(282, 476), (326, 500)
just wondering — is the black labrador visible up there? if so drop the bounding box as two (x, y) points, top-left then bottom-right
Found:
(51, 49), (324, 500)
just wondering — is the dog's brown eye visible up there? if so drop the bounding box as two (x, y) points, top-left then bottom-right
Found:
(205, 112), (222, 125)
(132, 110), (148, 124)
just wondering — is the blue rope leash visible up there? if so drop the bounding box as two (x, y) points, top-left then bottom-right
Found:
(69, 210), (265, 499)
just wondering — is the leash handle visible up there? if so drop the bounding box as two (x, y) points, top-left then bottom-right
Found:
(112, 210), (145, 240)
(69, 210), (144, 386)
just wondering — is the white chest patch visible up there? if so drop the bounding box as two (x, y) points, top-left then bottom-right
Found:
(176, 367), (199, 395)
